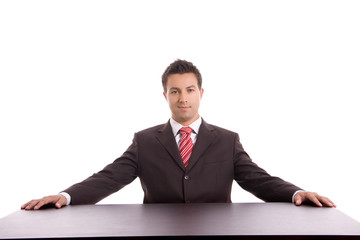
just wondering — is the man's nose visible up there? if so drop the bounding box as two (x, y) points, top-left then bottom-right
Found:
(179, 93), (188, 103)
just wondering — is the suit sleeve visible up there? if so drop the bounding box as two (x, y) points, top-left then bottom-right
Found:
(233, 133), (302, 202)
(62, 134), (139, 205)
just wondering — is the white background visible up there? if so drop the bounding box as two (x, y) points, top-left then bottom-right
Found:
(1, 0), (359, 222)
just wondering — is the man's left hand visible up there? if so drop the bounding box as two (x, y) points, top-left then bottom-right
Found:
(294, 191), (336, 207)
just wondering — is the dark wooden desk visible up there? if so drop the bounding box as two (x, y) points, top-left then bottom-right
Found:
(1, 203), (360, 239)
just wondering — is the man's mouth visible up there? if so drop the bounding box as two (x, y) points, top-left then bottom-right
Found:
(178, 106), (191, 110)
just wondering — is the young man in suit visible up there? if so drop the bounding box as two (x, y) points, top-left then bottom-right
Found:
(22, 59), (336, 210)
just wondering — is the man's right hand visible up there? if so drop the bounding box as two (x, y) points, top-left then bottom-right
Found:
(21, 194), (67, 210)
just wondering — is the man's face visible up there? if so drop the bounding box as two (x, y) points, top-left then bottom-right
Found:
(163, 73), (204, 126)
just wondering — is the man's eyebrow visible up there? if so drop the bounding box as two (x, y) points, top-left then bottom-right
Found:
(186, 85), (196, 89)
(169, 87), (180, 91)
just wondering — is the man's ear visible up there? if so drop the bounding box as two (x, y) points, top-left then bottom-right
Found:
(200, 88), (204, 99)
(163, 91), (168, 101)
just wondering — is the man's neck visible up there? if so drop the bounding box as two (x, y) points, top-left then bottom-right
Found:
(170, 117), (202, 136)
(172, 116), (200, 127)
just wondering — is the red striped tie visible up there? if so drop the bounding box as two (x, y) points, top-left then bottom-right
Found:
(179, 127), (193, 168)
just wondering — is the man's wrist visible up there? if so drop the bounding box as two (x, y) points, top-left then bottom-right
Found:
(59, 192), (71, 205)
(292, 190), (305, 203)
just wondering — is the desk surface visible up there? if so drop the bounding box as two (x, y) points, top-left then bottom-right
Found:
(1, 203), (360, 239)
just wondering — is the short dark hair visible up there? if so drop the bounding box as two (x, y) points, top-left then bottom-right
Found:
(162, 59), (202, 92)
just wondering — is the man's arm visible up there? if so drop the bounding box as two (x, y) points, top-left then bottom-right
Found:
(233, 134), (302, 202)
(233, 133), (335, 207)
(21, 134), (139, 210)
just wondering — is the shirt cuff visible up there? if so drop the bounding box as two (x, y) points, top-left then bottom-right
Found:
(59, 192), (71, 205)
(292, 190), (305, 203)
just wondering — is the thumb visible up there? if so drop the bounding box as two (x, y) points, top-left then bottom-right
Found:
(55, 195), (67, 209)
(294, 194), (303, 206)
(55, 202), (63, 209)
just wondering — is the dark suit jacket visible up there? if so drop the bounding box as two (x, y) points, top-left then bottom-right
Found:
(63, 119), (302, 204)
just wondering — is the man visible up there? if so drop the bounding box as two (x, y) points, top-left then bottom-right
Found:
(22, 59), (335, 210)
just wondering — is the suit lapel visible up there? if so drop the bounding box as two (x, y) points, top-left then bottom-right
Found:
(155, 119), (216, 172)
(155, 121), (186, 171)
(187, 120), (216, 170)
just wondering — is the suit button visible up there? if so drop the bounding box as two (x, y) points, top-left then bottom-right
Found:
(184, 175), (190, 180)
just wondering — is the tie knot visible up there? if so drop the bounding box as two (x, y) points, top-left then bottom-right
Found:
(179, 127), (193, 135)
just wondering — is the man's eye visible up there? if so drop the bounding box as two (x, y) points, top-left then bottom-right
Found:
(171, 91), (178, 94)
(188, 89), (194, 92)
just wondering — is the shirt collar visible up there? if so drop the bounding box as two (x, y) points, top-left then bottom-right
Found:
(170, 117), (202, 136)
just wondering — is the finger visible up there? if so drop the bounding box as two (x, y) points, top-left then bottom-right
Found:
(33, 203), (44, 210)
(23, 200), (41, 210)
(21, 201), (33, 209)
(33, 198), (50, 210)
(24, 196), (53, 210)
(22, 199), (41, 209)
(319, 197), (336, 208)
(308, 194), (323, 207)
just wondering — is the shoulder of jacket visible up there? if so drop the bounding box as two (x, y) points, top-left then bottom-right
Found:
(135, 123), (167, 136)
(205, 122), (238, 136)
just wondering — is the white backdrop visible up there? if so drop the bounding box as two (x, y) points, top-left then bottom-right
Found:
(1, 0), (359, 222)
